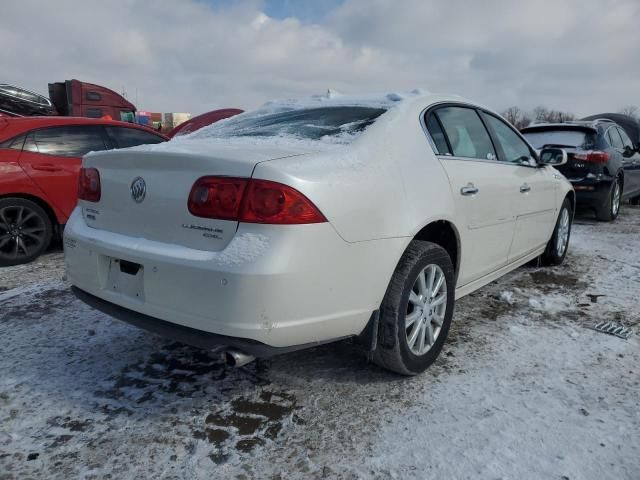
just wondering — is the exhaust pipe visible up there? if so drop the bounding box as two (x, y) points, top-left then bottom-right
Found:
(223, 349), (256, 368)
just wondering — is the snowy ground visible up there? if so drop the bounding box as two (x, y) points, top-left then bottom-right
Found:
(1, 207), (639, 480)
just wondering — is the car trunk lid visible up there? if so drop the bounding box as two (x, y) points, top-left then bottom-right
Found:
(80, 144), (310, 251)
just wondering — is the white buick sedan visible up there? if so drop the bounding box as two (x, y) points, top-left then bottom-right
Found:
(65, 92), (574, 375)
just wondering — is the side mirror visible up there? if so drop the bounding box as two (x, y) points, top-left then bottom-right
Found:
(623, 145), (635, 157)
(539, 147), (568, 166)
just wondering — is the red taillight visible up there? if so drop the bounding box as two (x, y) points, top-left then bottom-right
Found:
(188, 176), (327, 224)
(78, 167), (101, 202)
(188, 177), (248, 220)
(574, 151), (610, 164)
(241, 179), (327, 224)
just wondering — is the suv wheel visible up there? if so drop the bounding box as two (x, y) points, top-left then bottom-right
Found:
(373, 241), (455, 375)
(0, 198), (52, 267)
(541, 198), (572, 266)
(596, 177), (622, 221)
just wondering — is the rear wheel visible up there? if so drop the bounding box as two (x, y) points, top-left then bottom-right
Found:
(596, 177), (622, 221)
(372, 241), (455, 375)
(631, 195), (640, 206)
(541, 198), (572, 266)
(0, 198), (52, 267)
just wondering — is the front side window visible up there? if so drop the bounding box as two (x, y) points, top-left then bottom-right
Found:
(617, 128), (634, 150)
(483, 114), (532, 164)
(105, 126), (165, 148)
(33, 126), (107, 157)
(434, 107), (496, 160)
(607, 127), (624, 149)
(120, 111), (135, 123)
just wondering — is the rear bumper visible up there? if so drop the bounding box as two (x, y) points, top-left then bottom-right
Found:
(568, 176), (613, 208)
(71, 286), (349, 357)
(64, 208), (403, 349)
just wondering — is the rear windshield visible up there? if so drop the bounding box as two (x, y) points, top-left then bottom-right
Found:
(192, 106), (387, 144)
(523, 129), (596, 150)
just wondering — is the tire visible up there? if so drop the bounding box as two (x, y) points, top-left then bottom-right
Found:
(541, 198), (572, 266)
(595, 177), (622, 221)
(372, 241), (455, 375)
(0, 197), (52, 267)
(631, 195), (640, 206)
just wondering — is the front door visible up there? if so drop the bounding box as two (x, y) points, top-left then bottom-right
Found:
(617, 127), (640, 198)
(480, 112), (559, 261)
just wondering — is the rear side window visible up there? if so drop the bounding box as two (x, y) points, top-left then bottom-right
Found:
(32, 126), (107, 157)
(523, 130), (596, 150)
(483, 114), (532, 163)
(105, 126), (165, 148)
(434, 107), (496, 160)
(0, 134), (25, 150)
(606, 128), (624, 149)
(425, 113), (451, 155)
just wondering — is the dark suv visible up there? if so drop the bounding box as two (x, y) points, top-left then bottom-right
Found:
(522, 119), (640, 221)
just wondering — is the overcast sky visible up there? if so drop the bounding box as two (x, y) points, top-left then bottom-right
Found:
(2, 0), (638, 116)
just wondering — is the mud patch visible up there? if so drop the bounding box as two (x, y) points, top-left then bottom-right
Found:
(0, 288), (73, 322)
(94, 343), (231, 404)
(201, 389), (298, 460)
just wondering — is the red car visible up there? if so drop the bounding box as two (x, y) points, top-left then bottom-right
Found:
(0, 117), (167, 266)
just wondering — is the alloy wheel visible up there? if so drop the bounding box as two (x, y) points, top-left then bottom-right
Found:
(555, 207), (570, 256)
(0, 205), (47, 261)
(612, 181), (621, 216)
(405, 264), (447, 356)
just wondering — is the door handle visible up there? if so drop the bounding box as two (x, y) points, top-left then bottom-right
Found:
(460, 183), (479, 196)
(32, 163), (62, 172)
(520, 183), (531, 193)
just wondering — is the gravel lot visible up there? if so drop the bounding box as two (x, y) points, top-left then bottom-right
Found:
(1, 207), (639, 480)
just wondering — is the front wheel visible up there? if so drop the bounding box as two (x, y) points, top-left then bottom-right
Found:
(372, 241), (455, 375)
(541, 198), (572, 266)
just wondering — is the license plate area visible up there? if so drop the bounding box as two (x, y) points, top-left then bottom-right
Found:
(106, 257), (145, 301)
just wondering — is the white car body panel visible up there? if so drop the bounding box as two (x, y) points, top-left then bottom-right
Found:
(64, 93), (573, 351)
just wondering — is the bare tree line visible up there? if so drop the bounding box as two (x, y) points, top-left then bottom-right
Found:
(501, 105), (639, 130)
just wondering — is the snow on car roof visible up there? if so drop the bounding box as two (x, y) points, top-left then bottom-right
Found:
(130, 89), (427, 154)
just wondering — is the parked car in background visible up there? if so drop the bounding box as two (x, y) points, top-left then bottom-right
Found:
(582, 113), (640, 151)
(0, 84), (57, 117)
(65, 92), (574, 375)
(0, 117), (167, 266)
(168, 108), (243, 138)
(522, 119), (640, 220)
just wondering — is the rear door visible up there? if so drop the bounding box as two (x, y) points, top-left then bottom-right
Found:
(617, 127), (640, 197)
(18, 125), (108, 218)
(481, 113), (558, 262)
(427, 105), (519, 285)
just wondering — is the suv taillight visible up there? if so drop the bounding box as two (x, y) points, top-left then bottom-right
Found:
(78, 167), (101, 202)
(574, 151), (610, 164)
(188, 177), (327, 224)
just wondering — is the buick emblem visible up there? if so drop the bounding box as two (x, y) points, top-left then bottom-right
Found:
(130, 177), (146, 203)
